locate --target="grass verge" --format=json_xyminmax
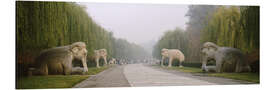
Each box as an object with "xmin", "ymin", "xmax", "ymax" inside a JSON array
[
  {"xmin": 208, "ymin": 73, "xmax": 259, "ymax": 83},
  {"xmin": 167, "ymin": 66, "xmax": 203, "ymax": 73},
  {"xmin": 159, "ymin": 65, "xmax": 259, "ymax": 83},
  {"xmin": 85, "ymin": 66, "xmax": 110, "ymax": 75},
  {"xmin": 16, "ymin": 66, "xmax": 110, "ymax": 89}
]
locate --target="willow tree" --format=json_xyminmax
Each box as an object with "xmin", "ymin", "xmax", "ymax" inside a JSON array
[
  {"xmin": 185, "ymin": 5, "xmax": 218, "ymax": 62},
  {"xmin": 201, "ymin": 6, "xmax": 259, "ymax": 53},
  {"xmin": 240, "ymin": 6, "xmax": 260, "ymax": 52},
  {"xmin": 16, "ymin": 1, "xmax": 118, "ymax": 76}
]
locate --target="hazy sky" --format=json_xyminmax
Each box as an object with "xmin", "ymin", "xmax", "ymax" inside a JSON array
[{"xmin": 79, "ymin": 3, "xmax": 189, "ymax": 44}]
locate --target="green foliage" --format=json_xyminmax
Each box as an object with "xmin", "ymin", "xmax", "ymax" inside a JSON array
[
  {"xmin": 16, "ymin": 1, "xmax": 148, "ymax": 75},
  {"xmin": 185, "ymin": 5, "xmax": 218, "ymax": 62},
  {"xmin": 240, "ymin": 6, "xmax": 260, "ymax": 51},
  {"xmin": 153, "ymin": 6, "xmax": 259, "ymax": 66},
  {"xmin": 16, "ymin": 1, "xmax": 114, "ymax": 60},
  {"xmin": 201, "ymin": 6, "xmax": 259, "ymax": 53}
]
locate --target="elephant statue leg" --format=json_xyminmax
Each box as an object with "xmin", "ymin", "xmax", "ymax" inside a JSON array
[
  {"xmin": 161, "ymin": 57, "xmax": 164, "ymax": 67},
  {"xmin": 40, "ymin": 64, "xmax": 48, "ymax": 75},
  {"xmin": 235, "ymin": 60, "xmax": 241, "ymax": 72},
  {"xmin": 63, "ymin": 61, "xmax": 73, "ymax": 75},
  {"xmin": 179, "ymin": 55, "xmax": 184, "ymax": 67},
  {"xmin": 168, "ymin": 58, "xmax": 173, "ymax": 67},
  {"xmin": 215, "ymin": 58, "xmax": 222, "ymax": 73},
  {"xmin": 96, "ymin": 58, "xmax": 100, "ymax": 68},
  {"xmin": 103, "ymin": 56, "xmax": 107, "ymax": 66},
  {"xmin": 63, "ymin": 64, "xmax": 72, "ymax": 75},
  {"xmin": 179, "ymin": 61, "xmax": 183, "ymax": 67}
]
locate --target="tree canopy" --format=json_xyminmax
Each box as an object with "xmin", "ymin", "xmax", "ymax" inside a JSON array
[
  {"xmin": 153, "ymin": 5, "xmax": 259, "ymax": 66},
  {"xmin": 16, "ymin": 1, "xmax": 148, "ymax": 68}
]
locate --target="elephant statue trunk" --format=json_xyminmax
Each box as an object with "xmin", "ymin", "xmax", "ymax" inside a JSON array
[{"xmin": 82, "ymin": 56, "xmax": 88, "ymax": 72}]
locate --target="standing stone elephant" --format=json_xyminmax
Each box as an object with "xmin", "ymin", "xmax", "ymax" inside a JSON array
[
  {"xmin": 109, "ymin": 58, "xmax": 116, "ymax": 64},
  {"xmin": 32, "ymin": 42, "xmax": 88, "ymax": 75},
  {"xmin": 161, "ymin": 48, "xmax": 185, "ymax": 67},
  {"xmin": 201, "ymin": 42, "xmax": 251, "ymax": 73},
  {"xmin": 94, "ymin": 49, "xmax": 107, "ymax": 68}
]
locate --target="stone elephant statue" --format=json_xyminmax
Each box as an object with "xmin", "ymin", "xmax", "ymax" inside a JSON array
[
  {"xmin": 109, "ymin": 58, "xmax": 116, "ymax": 64},
  {"xmin": 161, "ymin": 48, "xmax": 185, "ymax": 67},
  {"xmin": 32, "ymin": 42, "xmax": 88, "ymax": 75},
  {"xmin": 201, "ymin": 42, "xmax": 251, "ymax": 73},
  {"xmin": 94, "ymin": 49, "xmax": 107, "ymax": 68}
]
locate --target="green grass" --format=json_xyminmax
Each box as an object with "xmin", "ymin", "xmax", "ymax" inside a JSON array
[
  {"xmin": 16, "ymin": 75, "xmax": 89, "ymax": 89},
  {"xmin": 16, "ymin": 66, "xmax": 110, "ymax": 89},
  {"xmin": 208, "ymin": 73, "xmax": 259, "ymax": 83},
  {"xmin": 85, "ymin": 66, "xmax": 110, "ymax": 75},
  {"xmin": 160, "ymin": 65, "xmax": 259, "ymax": 83},
  {"xmin": 168, "ymin": 66, "xmax": 203, "ymax": 73}
]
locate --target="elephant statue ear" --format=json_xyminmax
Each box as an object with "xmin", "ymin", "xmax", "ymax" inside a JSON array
[
  {"xmin": 200, "ymin": 46, "xmax": 205, "ymax": 51},
  {"xmin": 161, "ymin": 48, "xmax": 168, "ymax": 52},
  {"xmin": 71, "ymin": 45, "xmax": 79, "ymax": 53},
  {"xmin": 207, "ymin": 43, "xmax": 218, "ymax": 51}
]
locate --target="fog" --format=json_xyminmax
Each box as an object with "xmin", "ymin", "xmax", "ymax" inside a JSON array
[{"xmin": 79, "ymin": 3, "xmax": 189, "ymax": 45}]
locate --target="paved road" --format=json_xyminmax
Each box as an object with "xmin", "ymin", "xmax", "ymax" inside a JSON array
[
  {"xmin": 74, "ymin": 64, "xmax": 254, "ymax": 88},
  {"xmin": 124, "ymin": 64, "xmax": 215, "ymax": 86},
  {"xmin": 124, "ymin": 64, "xmax": 253, "ymax": 87},
  {"xmin": 73, "ymin": 65, "xmax": 130, "ymax": 88}
]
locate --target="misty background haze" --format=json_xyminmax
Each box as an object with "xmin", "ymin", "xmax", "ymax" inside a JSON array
[{"xmin": 79, "ymin": 3, "xmax": 189, "ymax": 53}]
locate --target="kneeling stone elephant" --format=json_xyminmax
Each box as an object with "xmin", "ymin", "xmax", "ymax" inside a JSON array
[
  {"xmin": 161, "ymin": 48, "xmax": 185, "ymax": 67},
  {"xmin": 201, "ymin": 42, "xmax": 251, "ymax": 73},
  {"xmin": 32, "ymin": 42, "xmax": 88, "ymax": 75}
]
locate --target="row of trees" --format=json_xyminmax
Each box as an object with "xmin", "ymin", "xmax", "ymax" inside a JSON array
[
  {"xmin": 16, "ymin": 1, "xmax": 148, "ymax": 76},
  {"xmin": 201, "ymin": 6, "xmax": 259, "ymax": 53},
  {"xmin": 17, "ymin": 1, "xmax": 113, "ymax": 65},
  {"xmin": 114, "ymin": 39, "xmax": 150, "ymax": 63},
  {"xmin": 152, "ymin": 5, "xmax": 259, "ymax": 67}
]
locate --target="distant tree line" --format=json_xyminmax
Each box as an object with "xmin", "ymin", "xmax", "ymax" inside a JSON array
[
  {"xmin": 16, "ymin": 1, "xmax": 148, "ymax": 76},
  {"xmin": 153, "ymin": 5, "xmax": 259, "ymax": 67},
  {"xmin": 114, "ymin": 39, "xmax": 150, "ymax": 62}
]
